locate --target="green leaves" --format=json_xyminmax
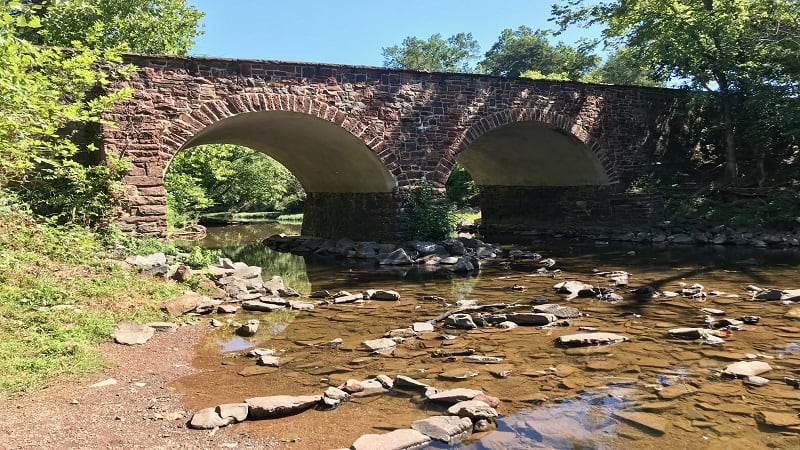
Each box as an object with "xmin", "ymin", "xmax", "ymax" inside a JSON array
[{"xmin": 382, "ymin": 33, "xmax": 481, "ymax": 73}]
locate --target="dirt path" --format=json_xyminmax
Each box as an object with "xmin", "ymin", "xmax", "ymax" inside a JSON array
[{"xmin": 1, "ymin": 323, "xmax": 281, "ymax": 450}]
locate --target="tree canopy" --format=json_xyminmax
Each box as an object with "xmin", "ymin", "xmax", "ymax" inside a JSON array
[
  {"xmin": 382, "ymin": 33, "xmax": 481, "ymax": 72},
  {"xmin": 480, "ymin": 26, "xmax": 598, "ymax": 80},
  {"xmin": 20, "ymin": 0, "xmax": 204, "ymax": 54},
  {"xmin": 552, "ymin": 0, "xmax": 800, "ymax": 182}
]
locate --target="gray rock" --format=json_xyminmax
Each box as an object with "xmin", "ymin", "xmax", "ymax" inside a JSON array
[
  {"xmin": 445, "ymin": 313, "xmax": 477, "ymax": 330},
  {"xmin": 377, "ymin": 248, "xmax": 414, "ymax": 265},
  {"xmin": 464, "ymin": 355, "xmax": 504, "ymax": 363},
  {"xmin": 236, "ymin": 319, "xmax": 260, "ymax": 337},
  {"xmin": 217, "ymin": 403, "xmax": 249, "ymax": 423},
  {"xmin": 262, "ymin": 276, "xmax": 286, "ymax": 295},
  {"xmin": 782, "ymin": 289, "xmax": 800, "ymax": 302},
  {"xmin": 450, "ymin": 255, "xmax": 480, "ymax": 273},
  {"xmin": 447, "ymin": 399, "xmax": 499, "ymax": 420},
  {"xmin": 754, "ymin": 289, "xmax": 783, "ymax": 301},
  {"xmin": 324, "ymin": 386, "xmax": 350, "ymax": 401},
  {"xmin": 146, "ymin": 322, "xmax": 178, "ymax": 333},
  {"xmin": 193, "ymin": 298, "xmax": 223, "ymax": 314},
  {"xmin": 553, "ymin": 280, "xmax": 594, "ymax": 300},
  {"xmin": 503, "ymin": 312, "xmax": 558, "ymax": 326},
  {"xmin": 242, "ymin": 300, "xmax": 286, "ymax": 312},
  {"xmin": 351, "ymin": 429, "xmax": 431, "ymax": 450},
  {"xmin": 412, "ymin": 322, "xmax": 434, "ymax": 333},
  {"xmin": 395, "ymin": 375, "xmax": 430, "ymax": 391},
  {"xmin": 363, "ymin": 338, "xmax": 397, "ymax": 352},
  {"xmin": 723, "ymin": 360, "xmax": 772, "ymax": 378},
  {"xmin": 288, "ymin": 300, "xmax": 314, "ymax": 311},
  {"xmin": 667, "ymin": 328, "xmax": 705, "ymax": 340},
  {"xmin": 532, "ymin": 303, "xmax": 582, "ymax": 319},
  {"xmin": 233, "ymin": 265, "xmax": 261, "ymax": 280},
  {"xmin": 426, "ymin": 388, "xmax": 483, "ymax": 404},
  {"xmin": 496, "ymin": 321, "xmax": 518, "ymax": 330},
  {"xmin": 217, "ymin": 304, "xmax": 240, "ymax": 314},
  {"xmin": 557, "ymin": 332, "xmax": 629, "ymax": 347},
  {"xmin": 411, "ymin": 416, "xmax": 473, "ymax": 444},
  {"xmin": 113, "ymin": 321, "xmax": 155, "ymax": 345},
  {"xmin": 189, "ymin": 407, "xmax": 233, "ymax": 429},
  {"xmin": 256, "ymin": 355, "xmax": 280, "ymax": 367},
  {"xmin": 162, "ymin": 292, "xmax": 207, "ymax": 316},
  {"xmin": 333, "ymin": 294, "xmax": 364, "ymax": 304},
  {"xmin": 245, "ymin": 395, "xmax": 321, "ymax": 420},
  {"xmin": 142, "ymin": 263, "xmax": 170, "ymax": 277},
  {"xmin": 125, "ymin": 252, "xmax": 167, "ymax": 267},
  {"xmin": 278, "ymin": 287, "xmax": 300, "ymax": 297},
  {"xmin": 376, "ymin": 374, "xmax": 394, "ymax": 389},
  {"xmin": 370, "ymin": 290, "xmax": 401, "ymax": 301}
]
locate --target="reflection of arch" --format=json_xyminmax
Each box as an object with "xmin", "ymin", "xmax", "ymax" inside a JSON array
[
  {"xmin": 433, "ymin": 108, "xmax": 616, "ymax": 187},
  {"xmin": 160, "ymin": 94, "xmax": 396, "ymax": 192}
]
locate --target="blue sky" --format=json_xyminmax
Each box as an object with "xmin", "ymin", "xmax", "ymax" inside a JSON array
[{"xmin": 186, "ymin": 0, "xmax": 599, "ymax": 67}]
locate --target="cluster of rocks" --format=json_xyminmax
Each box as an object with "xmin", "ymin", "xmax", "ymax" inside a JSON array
[
  {"xmin": 188, "ymin": 373, "xmax": 501, "ymax": 449},
  {"xmin": 507, "ymin": 224, "xmax": 800, "ymax": 248},
  {"xmin": 264, "ymin": 235, "xmax": 503, "ymax": 272}
]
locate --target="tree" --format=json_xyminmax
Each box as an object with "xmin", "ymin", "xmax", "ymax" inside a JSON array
[
  {"xmin": 0, "ymin": 2, "xmax": 133, "ymax": 226},
  {"xmin": 20, "ymin": 0, "xmax": 204, "ymax": 55},
  {"xmin": 382, "ymin": 33, "xmax": 480, "ymax": 72},
  {"xmin": 480, "ymin": 26, "xmax": 598, "ymax": 80},
  {"xmin": 164, "ymin": 144, "xmax": 306, "ymax": 228},
  {"xmin": 552, "ymin": 0, "xmax": 800, "ymax": 183},
  {"xmin": 584, "ymin": 47, "xmax": 663, "ymax": 87}
]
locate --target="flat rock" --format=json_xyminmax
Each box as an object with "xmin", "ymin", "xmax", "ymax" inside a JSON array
[
  {"xmin": 445, "ymin": 313, "xmax": 477, "ymax": 329},
  {"xmin": 412, "ymin": 322, "xmax": 434, "ymax": 333},
  {"xmin": 242, "ymin": 300, "xmax": 286, "ymax": 312},
  {"xmin": 189, "ymin": 407, "xmax": 234, "ymax": 429},
  {"xmin": 447, "ymin": 400, "xmax": 499, "ymax": 420},
  {"xmin": 411, "ymin": 416, "xmax": 473, "ymax": 444},
  {"xmin": 245, "ymin": 395, "xmax": 321, "ymax": 420},
  {"xmin": 112, "ymin": 321, "xmax": 155, "ymax": 345},
  {"xmin": 217, "ymin": 403, "xmax": 249, "ymax": 423},
  {"xmin": 557, "ymin": 332, "xmax": 629, "ymax": 347},
  {"xmin": 257, "ymin": 355, "xmax": 280, "ymax": 367},
  {"xmin": 532, "ymin": 303, "xmax": 582, "ymax": 319},
  {"xmin": 370, "ymin": 290, "xmax": 401, "ymax": 301},
  {"xmin": 162, "ymin": 292, "xmax": 206, "ymax": 316},
  {"xmin": 426, "ymin": 388, "xmax": 483, "ymax": 404},
  {"xmin": 723, "ymin": 360, "xmax": 772, "ymax": 378},
  {"xmin": 503, "ymin": 312, "xmax": 558, "ymax": 326},
  {"xmin": 613, "ymin": 411, "xmax": 668, "ymax": 434},
  {"xmin": 439, "ymin": 368, "xmax": 479, "ymax": 381},
  {"xmin": 395, "ymin": 375, "xmax": 430, "ymax": 391},
  {"xmin": 146, "ymin": 321, "xmax": 178, "ymax": 333},
  {"xmin": 363, "ymin": 338, "xmax": 397, "ymax": 352},
  {"xmin": 755, "ymin": 410, "xmax": 800, "ymax": 428},
  {"xmin": 351, "ymin": 429, "xmax": 431, "ymax": 450},
  {"xmin": 658, "ymin": 384, "xmax": 694, "ymax": 399}
]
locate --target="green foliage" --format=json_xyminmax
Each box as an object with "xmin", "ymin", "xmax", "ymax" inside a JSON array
[
  {"xmin": 445, "ymin": 162, "xmax": 480, "ymax": 207},
  {"xmin": 382, "ymin": 33, "xmax": 481, "ymax": 72},
  {"xmin": 552, "ymin": 0, "xmax": 800, "ymax": 181},
  {"xmin": 0, "ymin": 197, "xmax": 185, "ymax": 396},
  {"xmin": 407, "ymin": 179, "xmax": 455, "ymax": 241},
  {"xmin": 21, "ymin": 0, "xmax": 204, "ymax": 55},
  {"xmin": 583, "ymin": 47, "xmax": 664, "ymax": 87},
  {"xmin": 480, "ymin": 26, "xmax": 599, "ymax": 80},
  {"xmin": 165, "ymin": 144, "xmax": 306, "ymax": 228},
  {"xmin": 178, "ymin": 246, "xmax": 221, "ymax": 269}
]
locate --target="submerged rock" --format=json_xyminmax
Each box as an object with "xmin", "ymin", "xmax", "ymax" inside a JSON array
[
  {"xmin": 557, "ymin": 332, "xmax": 629, "ymax": 347},
  {"xmin": 351, "ymin": 429, "xmax": 431, "ymax": 450},
  {"xmin": 411, "ymin": 416, "xmax": 473, "ymax": 444}
]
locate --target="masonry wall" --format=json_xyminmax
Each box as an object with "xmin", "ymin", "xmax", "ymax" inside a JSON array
[
  {"xmin": 102, "ymin": 54, "xmax": 682, "ymax": 238},
  {"xmin": 479, "ymin": 186, "xmax": 664, "ymax": 235},
  {"xmin": 302, "ymin": 192, "xmax": 405, "ymax": 242}
]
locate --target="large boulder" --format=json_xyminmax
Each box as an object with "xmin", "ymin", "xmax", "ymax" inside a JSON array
[{"xmin": 245, "ymin": 395, "xmax": 321, "ymax": 420}]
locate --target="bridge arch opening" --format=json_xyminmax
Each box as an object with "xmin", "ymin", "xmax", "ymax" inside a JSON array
[
  {"xmin": 454, "ymin": 120, "xmax": 610, "ymax": 187},
  {"xmin": 173, "ymin": 110, "xmax": 396, "ymax": 193}
]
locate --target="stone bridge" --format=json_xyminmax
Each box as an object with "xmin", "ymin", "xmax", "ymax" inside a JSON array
[{"xmin": 102, "ymin": 54, "xmax": 682, "ymax": 241}]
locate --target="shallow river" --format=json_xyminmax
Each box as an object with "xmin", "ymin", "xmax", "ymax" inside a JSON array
[{"xmin": 174, "ymin": 223, "xmax": 800, "ymax": 450}]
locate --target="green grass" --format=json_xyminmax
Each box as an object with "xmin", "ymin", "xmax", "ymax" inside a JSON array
[{"xmin": 0, "ymin": 200, "xmax": 185, "ymax": 397}]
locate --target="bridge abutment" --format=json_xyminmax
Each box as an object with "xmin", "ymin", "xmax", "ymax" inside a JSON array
[
  {"xmin": 302, "ymin": 191, "xmax": 406, "ymax": 242},
  {"xmin": 478, "ymin": 186, "xmax": 664, "ymax": 236}
]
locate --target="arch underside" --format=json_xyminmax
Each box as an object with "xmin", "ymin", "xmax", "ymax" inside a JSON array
[
  {"xmin": 457, "ymin": 121, "xmax": 609, "ymax": 186},
  {"xmin": 177, "ymin": 111, "xmax": 396, "ymax": 193}
]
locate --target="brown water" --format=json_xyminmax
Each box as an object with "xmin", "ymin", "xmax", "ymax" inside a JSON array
[{"xmin": 174, "ymin": 223, "xmax": 800, "ymax": 450}]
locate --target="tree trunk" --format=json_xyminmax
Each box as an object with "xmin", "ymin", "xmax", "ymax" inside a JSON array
[{"xmin": 714, "ymin": 71, "xmax": 738, "ymax": 184}]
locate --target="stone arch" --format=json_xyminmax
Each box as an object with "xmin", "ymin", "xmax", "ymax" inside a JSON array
[
  {"xmin": 158, "ymin": 93, "xmax": 397, "ymax": 192},
  {"xmin": 432, "ymin": 107, "xmax": 616, "ymax": 187}
]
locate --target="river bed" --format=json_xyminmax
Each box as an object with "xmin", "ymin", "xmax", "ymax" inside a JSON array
[{"xmin": 173, "ymin": 223, "xmax": 800, "ymax": 450}]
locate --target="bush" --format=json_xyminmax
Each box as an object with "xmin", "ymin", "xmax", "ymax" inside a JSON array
[{"xmin": 407, "ymin": 179, "xmax": 455, "ymax": 241}]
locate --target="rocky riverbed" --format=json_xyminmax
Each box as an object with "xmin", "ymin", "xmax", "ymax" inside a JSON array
[{"xmin": 111, "ymin": 236, "xmax": 800, "ymax": 449}]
